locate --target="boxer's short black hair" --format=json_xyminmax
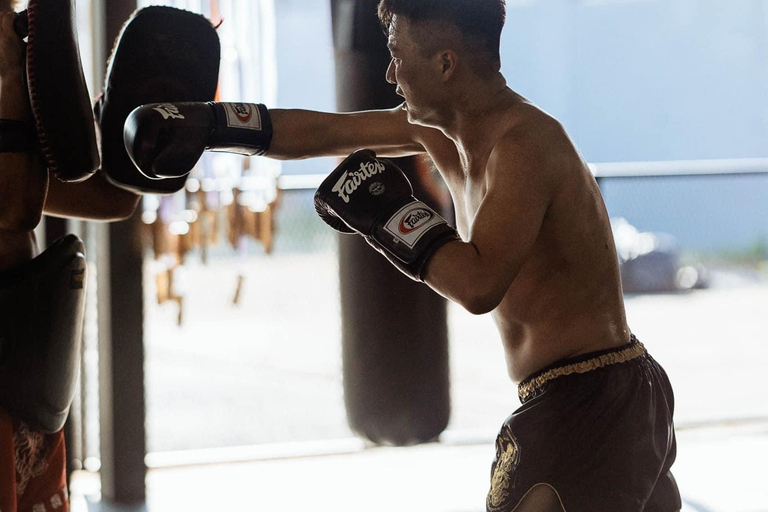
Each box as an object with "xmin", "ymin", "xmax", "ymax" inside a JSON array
[{"xmin": 378, "ymin": 0, "xmax": 506, "ymax": 64}]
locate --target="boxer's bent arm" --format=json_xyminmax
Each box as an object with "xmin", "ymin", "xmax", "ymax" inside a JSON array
[
  {"xmin": 44, "ymin": 171, "xmax": 140, "ymax": 221},
  {"xmin": 268, "ymin": 105, "xmax": 429, "ymax": 160},
  {"xmin": 423, "ymin": 135, "xmax": 554, "ymax": 315}
]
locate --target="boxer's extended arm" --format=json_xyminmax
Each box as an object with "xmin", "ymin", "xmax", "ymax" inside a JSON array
[
  {"xmin": 268, "ymin": 105, "xmax": 426, "ymax": 159},
  {"xmin": 423, "ymin": 136, "xmax": 555, "ymax": 315},
  {"xmin": 124, "ymin": 101, "xmax": 439, "ymax": 180}
]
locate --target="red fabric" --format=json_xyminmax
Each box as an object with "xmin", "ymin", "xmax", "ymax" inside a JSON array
[{"xmin": 0, "ymin": 408, "xmax": 68, "ymax": 512}]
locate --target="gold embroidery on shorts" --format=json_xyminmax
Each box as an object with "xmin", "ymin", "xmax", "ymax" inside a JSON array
[
  {"xmin": 518, "ymin": 341, "xmax": 646, "ymax": 402},
  {"xmin": 488, "ymin": 437, "xmax": 520, "ymax": 510}
]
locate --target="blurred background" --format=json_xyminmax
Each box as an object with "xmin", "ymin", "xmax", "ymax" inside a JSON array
[{"xmin": 41, "ymin": 0, "xmax": 768, "ymax": 511}]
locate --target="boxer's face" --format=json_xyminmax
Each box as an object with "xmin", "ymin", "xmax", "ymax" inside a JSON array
[{"xmin": 386, "ymin": 15, "xmax": 443, "ymax": 126}]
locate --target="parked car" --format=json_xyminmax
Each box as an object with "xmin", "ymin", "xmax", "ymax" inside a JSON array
[{"xmin": 611, "ymin": 218, "xmax": 709, "ymax": 293}]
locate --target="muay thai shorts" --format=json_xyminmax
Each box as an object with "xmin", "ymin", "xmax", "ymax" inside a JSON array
[{"xmin": 487, "ymin": 335, "xmax": 682, "ymax": 512}]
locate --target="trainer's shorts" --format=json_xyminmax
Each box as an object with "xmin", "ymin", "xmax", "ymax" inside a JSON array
[
  {"xmin": 486, "ymin": 335, "xmax": 681, "ymax": 512},
  {"xmin": 0, "ymin": 408, "xmax": 69, "ymax": 512}
]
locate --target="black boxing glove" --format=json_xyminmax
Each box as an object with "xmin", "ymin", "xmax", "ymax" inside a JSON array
[
  {"xmin": 314, "ymin": 149, "xmax": 460, "ymax": 282},
  {"xmin": 123, "ymin": 101, "xmax": 273, "ymax": 180}
]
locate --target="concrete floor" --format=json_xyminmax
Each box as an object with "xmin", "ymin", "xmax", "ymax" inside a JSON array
[
  {"xmin": 72, "ymin": 420, "xmax": 768, "ymax": 512},
  {"xmin": 70, "ymin": 247, "xmax": 768, "ymax": 512}
]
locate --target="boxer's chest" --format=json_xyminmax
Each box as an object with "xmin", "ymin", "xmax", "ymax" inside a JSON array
[
  {"xmin": 441, "ymin": 161, "xmax": 488, "ymax": 239},
  {"xmin": 425, "ymin": 138, "xmax": 491, "ymax": 237}
]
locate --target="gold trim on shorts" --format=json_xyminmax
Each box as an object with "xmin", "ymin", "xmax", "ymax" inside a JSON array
[{"xmin": 517, "ymin": 339, "xmax": 647, "ymax": 403}]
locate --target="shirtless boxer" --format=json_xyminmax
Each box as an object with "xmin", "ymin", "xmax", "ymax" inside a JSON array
[
  {"xmin": 0, "ymin": 6, "xmax": 140, "ymax": 511},
  {"xmin": 124, "ymin": 1, "xmax": 681, "ymax": 510}
]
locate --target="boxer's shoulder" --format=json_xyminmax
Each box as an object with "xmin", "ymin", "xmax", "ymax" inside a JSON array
[
  {"xmin": 486, "ymin": 103, "xmax": 597, "ymax": 208},
  {"xmin": 497, "ymin": 103, "xmax": 575, "ymax": 163},
  {"xmin": 483, "ymin": 115, "xmax": 567, "ymax": 194}
]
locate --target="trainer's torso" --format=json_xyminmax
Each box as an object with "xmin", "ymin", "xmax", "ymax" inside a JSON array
[{"xmin": 422, "ymin": 102, "xmax": 630, "ymax": 382}]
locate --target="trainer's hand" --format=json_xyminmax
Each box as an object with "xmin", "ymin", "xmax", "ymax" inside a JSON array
[
  {"xmin": 123, "ymin": 101, "xmax": 273, "ymax": 180},
  {"xmin": 314, "ymin": 148, "xmax": 460, "ymax": 281}
]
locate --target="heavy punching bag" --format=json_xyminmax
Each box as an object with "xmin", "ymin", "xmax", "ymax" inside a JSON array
[{"xmin": 330, "ymin": 0, "xmax": 451, "ymax": 446}]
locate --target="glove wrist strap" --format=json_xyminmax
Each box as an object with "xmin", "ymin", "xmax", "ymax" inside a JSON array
[
  {"xmin": 371, "ymin": 199, "xmax": 460, "ymax": 281},
  {"xmin": 209, "ymin": 102, "xmax": 273, "ymax": 156}
]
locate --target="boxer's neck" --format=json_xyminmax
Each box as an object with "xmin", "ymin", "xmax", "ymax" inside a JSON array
[{"xmin": 442, "ymin": 84, "xmax": 521, "ymax": 155}]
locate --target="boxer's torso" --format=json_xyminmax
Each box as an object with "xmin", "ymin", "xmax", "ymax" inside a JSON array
[{"xmin": 420, "ymin": 93, "xmax": 630, "ymax": 382}]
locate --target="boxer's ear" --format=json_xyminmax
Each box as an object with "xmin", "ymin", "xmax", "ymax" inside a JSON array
[{"xmin": 439, "ymin": 50, "xmax": 458, "ymax": 81}]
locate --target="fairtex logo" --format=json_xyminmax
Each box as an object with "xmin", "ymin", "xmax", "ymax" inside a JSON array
[
  {"xmin": 399, "ymin": 208, "xmax": 433, "ymax": 234},
  {"xmin": 231, "ymin": 103, "xmax": 253, "ymax": 123},
  {"xmin": 153, "ymin": 103, "xmax": 185, "ymax": 120},
  {"xmin": 332, "ymin": 161, "xmax": 386, "ymax": 203}
]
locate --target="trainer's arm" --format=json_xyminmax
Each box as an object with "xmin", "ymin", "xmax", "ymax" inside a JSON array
[
  {"xmin": 268, "ymin": 104, "xmax": 430, "ymax": 160},
  {"xmin": 44, "ymin": 171, "xmax": 140, "ymax": 221},
  {"xmin": 422, "ymin": 136, "xmax": 555, "ymax": 315},
  {"xmin": 0, "ymin": 11, "xmax": 44, "ymax": 269},
  {"xmin": 0, "ymin": 11, "xmax": 47, "ymax": 234}
]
